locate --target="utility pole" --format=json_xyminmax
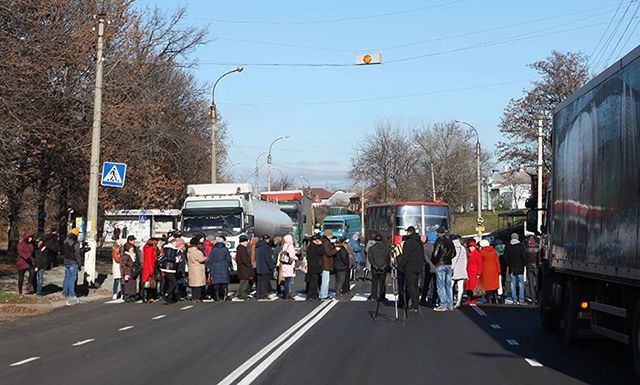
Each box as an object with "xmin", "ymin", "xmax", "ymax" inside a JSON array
[
  {"xmin": 430, "ymin": 163, "xmax": 436, "ymax": 200},
  {"xmin": 255, "ymin": 152, "xmax": 265, "ymax": 196},
  {"xmin": 85, "ymin": 14, "xmax": 107, "ymax": 285},
  {"xmin": 267, "ymin": 152, "xmax": 272, "ymax": 192},
  {"xmin": 360, "ymin": 188, "xmax": 365, "ymax": 238},
  {"xmin": 210, "ymin": 105, "xmax": 218, "ymax": 183},
  {"xmin": 476, "ymin": 141, "xmax": 482, "ymax": 231},
  {"xmin": 537, "ymin": 119, "xmax": 544, "ymax": 233}
]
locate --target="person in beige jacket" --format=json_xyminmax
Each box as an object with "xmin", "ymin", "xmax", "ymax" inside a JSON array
[{"xmin": 187, "ymin": 238, "xmax": 207, "ymax": 302}]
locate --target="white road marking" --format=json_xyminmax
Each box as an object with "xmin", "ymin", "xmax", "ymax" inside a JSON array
[
  {"xmin": 104, "ymin": 299, "xmax": 124, "ymax": 304},
  {"xmin": 231, "ymin": 298, "xmax": 245, "ymax": 302},
  {"xmin": 202, "ymin": 299, "xmax": 215, "ymax": 303},
  {"xmin": 9, "ymin": 357, "xmax": 40, "ymax": 367},
  {"xmin": 217, "ymin": 301, "xmax": 332, "ymax": 385},
  {"xmin": 118, "ymin": 326, "xmax": 134, "ymax": 331},
  {"xmin": 507, "ymin": 339, "xmax": 520, "ymax": 346},
  {"xmin": 152, "ymin": 315, "xmax": 166, "ymax": 320},
  {"xmin": 180, "ymin": 305, "xmax": 194, "ymax": 310},
  {"xmin": 236, "ymin": 300, "xmax": 339, "ymax": 385},
  {"xmin": 490, "ymin": 324, "xmax": 502, "ymax": 329},
  {"xmin": 351, "ymin": 293, "xmax": 368, "ymax": 302},
  {"xmin": 525, "ymin": 358, "xmax": 543, "ymax": 367},
  {"xmin": 72, "ymin": 339, "xmax": 95, "ymax": 347},
  {"xmin": 470, "ymin": 304, "xmax": 487, "ymax": 316}
]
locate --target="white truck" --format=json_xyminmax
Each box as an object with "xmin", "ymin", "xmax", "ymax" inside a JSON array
[{"xmin": 180, "ymin": 183, "xmax": 292, "ymax": 261}]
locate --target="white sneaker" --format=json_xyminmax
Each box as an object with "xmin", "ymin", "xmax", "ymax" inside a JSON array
[{"xmin": 112, "ymin": 294, "xmax": 118, "ymax": 300}]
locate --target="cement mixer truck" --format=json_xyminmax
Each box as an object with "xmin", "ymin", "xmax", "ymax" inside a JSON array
[{"xmin": 180, "ymin": 184, "xmax": 292, "ymax": 264}]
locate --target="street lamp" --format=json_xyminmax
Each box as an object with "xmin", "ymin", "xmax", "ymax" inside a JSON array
[
  {"xmin": 267, "ymin": 135, "xmax": 289, "ymax": 192},
  {"xmin": 210, "ymin": 66, "xmax": 243, "ymax": 183},
  {"xmin": 255, "ymin": 151, "xmax": 266, "ymax": 195},
  {"xmin": 455, "ymin": 119, "xmax": 483, "ymax": 236}
]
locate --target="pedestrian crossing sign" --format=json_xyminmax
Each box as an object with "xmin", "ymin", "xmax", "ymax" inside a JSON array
[{"xmin": 101, "ymin": 162, "xmax": 127, "ymax": 188}]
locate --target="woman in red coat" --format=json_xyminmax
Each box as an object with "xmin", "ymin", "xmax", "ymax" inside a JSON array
[
  {"xmin": 465, "ymin": 240, "xmax": 483, "ymax": 304},
  {"xmin": 16, "ymin": 231, "xmax": 35, "ymax": 295},
  {"xmin": 142, "ymin": 239, "xmax": 158, "ymax": 303},
  {"xmin": 480, "ymin": 239, "xmax": 501, "ymax": 304}
]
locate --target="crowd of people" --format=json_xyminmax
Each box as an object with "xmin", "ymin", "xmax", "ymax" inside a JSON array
[{"xmin": 14, "ymin": 225, "xmax": 539, "ymax": 310}]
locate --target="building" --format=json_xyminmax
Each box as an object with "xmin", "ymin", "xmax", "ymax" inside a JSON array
[
  {"xmin": 487, "ymin": 168, "xmax": 532, "ymax": 210},
  {"xmin": 304, "ymin": 187, "xmax": 333, "ymax": 208}
]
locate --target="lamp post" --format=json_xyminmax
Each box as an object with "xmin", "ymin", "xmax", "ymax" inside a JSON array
[
  {"xmin": 210, "ymin": 66, "xmax": 243, "ymax": 183},
  {"xmin": 255, "ymin": 151, "xmax": 266, "ymax": 195},
  {"xmin": 455, "ymin": 119, "xmax": 482, "ymax": 236},
  {"xmin": 267, "ymin": 135, "xmax": 289, "ymax": 192}
]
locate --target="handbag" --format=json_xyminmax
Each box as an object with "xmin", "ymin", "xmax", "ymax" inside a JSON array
[
  {"xmin": 280, "ymin": 250, "xmax": 292, "ymax": 265},
  {"xmin": 473, "ymin": 282, "xmax": 486, "ymax": 298}
]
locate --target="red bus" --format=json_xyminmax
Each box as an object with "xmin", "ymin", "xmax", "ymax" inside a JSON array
[{"xmin": 366, "ymin": 201, "xmax": 450, "ymax": 245}]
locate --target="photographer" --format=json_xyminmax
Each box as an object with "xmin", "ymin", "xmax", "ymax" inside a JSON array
[
  {"xmin": 367, "ymin": 234, "xmax": 389, "ymax": 302},
  {"xmin": 62, "ymin": 228, "xmax": 83, "ymax": 300}
]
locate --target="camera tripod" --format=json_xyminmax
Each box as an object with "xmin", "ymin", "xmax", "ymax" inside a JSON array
[{"xmin": 372, "ymin": 264, "xmax": 409, "ymax": 321}]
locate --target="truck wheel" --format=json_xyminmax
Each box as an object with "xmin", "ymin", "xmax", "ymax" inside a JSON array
[
  {"xmin": 562, "ymin": 281, "xmax": 579, "ymax": 343},
  {"xmin": 632, "ymin": 298, "xmax": 640, "ymax": 375}
]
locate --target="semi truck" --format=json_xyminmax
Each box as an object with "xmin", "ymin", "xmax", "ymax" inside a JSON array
[
  {"xmin": 180, "ymin": 183, "xmax": 292, "ymax": 262},
  {"xmin": 538, "ymin": 45, "xmax": 640, "ymax": 374},
  {"xmin": 259, "ymin": 190, "xmax": 314, "ymax": 253}
]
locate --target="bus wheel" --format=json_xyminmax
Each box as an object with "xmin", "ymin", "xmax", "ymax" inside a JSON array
[{"xmin": 632, "ymin": 298, "xmax": 640, "ymax": 375}]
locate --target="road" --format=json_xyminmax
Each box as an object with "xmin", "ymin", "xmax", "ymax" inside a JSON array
[{"xmin": 0, "ymin": 278, "xmax": 637, "ymax": 385}]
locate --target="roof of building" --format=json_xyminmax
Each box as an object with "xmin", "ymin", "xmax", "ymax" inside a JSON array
[
  {"xmin": 325, "ymin": 191, "xmax": 356, "ymax": 206},
  {"xmin": 305, "ymin": 187, "xmax": 333, "ymax": 201}
]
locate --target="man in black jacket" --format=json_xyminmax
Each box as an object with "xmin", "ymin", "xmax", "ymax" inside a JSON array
[
  {"xmin": 505, "ymin": 233, "xmax": 527, "ymax": 304},
  {"xmin": 367, "ymin": 234, "xmax": 389, "ymax": 301},
  {"xmin": 398, "ymin": 226, "xmax": 424, "ymax": 312},
  {"xmin": 305, "ymin": 235, "xmax": 325, "ymax": 300},
  {"xmin": 431, "ymin": 226, "xmax": 455, "ymax": 312}
]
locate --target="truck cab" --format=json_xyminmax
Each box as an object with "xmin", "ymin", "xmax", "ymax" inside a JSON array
[{"xmin": 320, "ymin": 214, "xmax": 361, "ymax": 241}]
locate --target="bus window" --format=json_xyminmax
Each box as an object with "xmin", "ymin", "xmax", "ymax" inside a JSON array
[{"xmin": 396, "ymin": 205, "xmax": 422, "ymax": 235}]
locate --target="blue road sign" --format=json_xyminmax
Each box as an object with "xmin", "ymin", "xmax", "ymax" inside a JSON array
[{"xmin": 101, "ymin": 162, "xmax": 127, "ymax": 188}]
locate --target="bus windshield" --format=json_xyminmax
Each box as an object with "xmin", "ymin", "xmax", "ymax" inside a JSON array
[
  {"xmin": 182, "ymin": 214, "xmax": 243, "ymax": 237},
  {"xmin": 395, "ymin": 205, "xmax": 448, "ymax": 235},
  {"xmin": 322, "ymin": 221, "xmax": 344, "ymax": 231}
]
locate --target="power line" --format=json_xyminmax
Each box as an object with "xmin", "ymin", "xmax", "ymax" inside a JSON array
[
  {"xmin": 606, "ymin": 2, "xmax": 640, "ymax": 67},
  {"xmin": 593, "ymin": 0, "xmax": 636, "ymax": 72},
  {"xmin": 222, "ymin": 78, "xmax": 535, "ymax": 106},
  {"xmin": 589, "ymin": 0, "xmax": 625, "ymax": 67},
  {"xmin": 618, "ymin": 11, "xmax": 640, "ymax": 54},
  {"xmin": 188, "ymin": 0, "xmax": 468, "ymax": 25}
]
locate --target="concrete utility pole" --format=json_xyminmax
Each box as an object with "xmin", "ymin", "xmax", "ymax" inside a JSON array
[
  {"xmin": 360, "ymin": 188, "xmax": 365, "ymax": 238},
  {"xmin": 537, "ymin": 119, "xmax": 544, "ymax": 233},
  {"xmin": 267, "ymin": 136, "xmax": 288, "ymax": 192},
  {"xmin": 210, "ymin": 66, "xmax": 243, "ymax": 183},
  {"xmin": 85, "ymin": 14, "xmax": 107, "ymax": 285},
  {"xmin": 254, "ymin": 152, "xmax": 266, "ymax": 195},
  {"xmin": 430, "ymin": 163, "xmax": 436, "ymax": 200}
]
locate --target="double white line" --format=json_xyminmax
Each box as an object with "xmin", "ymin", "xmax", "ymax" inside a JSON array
[{"xmin": 218, "ymin": 299, "xmax": 338, "ymax": 385}]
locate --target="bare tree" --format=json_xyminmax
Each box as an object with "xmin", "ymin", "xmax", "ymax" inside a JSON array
[
  {"xmin": 497, "ymin": 51, "xmax": 589, "ymax": 173},
  {"xmin": 274, "ymin": 174, "xmax": 295, "ymax": 191}
]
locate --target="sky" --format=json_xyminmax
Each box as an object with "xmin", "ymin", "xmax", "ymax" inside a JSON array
[{"xmin": 139, "ymin": 0, "xmax": 640, "ymax": 189}]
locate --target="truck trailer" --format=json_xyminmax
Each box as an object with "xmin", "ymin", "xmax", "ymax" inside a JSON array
[
  {"xmin": 180, "ymin": 184, "xmax": 292, "ymax": 262},
  {"xmin": 539, "ymin": 45, "xmax": 640, "ymax": 374},
  {"xmin": 259, "ymin": 190, "xmax": 314, "ymax": 253}
]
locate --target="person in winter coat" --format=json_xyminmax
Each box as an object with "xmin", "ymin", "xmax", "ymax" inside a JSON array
[
  {"xmin": 305, "ymin": 235, "xmax": 325, "ymax": 300},
  {"xmin": 398, "ymin": 226, "xmax": 424, "ymax": 312},
  {"xmin": 320, "ymin": 230, "xmax": 339, "ymax": 299},
  {"xmin": 207, "ymin": 237, "xmax": 233, "ymax": 301},
  {"xmin": 44, "ymin": 227, "xmax": 59, "ymax": 269},
  {"xmin": 524, "ymin": 236, "xmax": 539, "ymax": 303},
  {"xmin": 279, "ymin": 234, "xmax": 298, "ymax": 300},
  {"xmin": 333, "ymin": 237, "xmax": 351, "ymax": 298},
  {"xmin": 480, "ymin": 239, "xmax": 501, "ymax": 304},
  {"xmin": 62, "ymin": 228, "xmax": 82, "ymax": 299},
  {"xmin": 187, "ymin": 238, "xmax": 207, "ymax": 302},
  {"xmin": 34, "ymin": 238, "xmax": 48, "ymax": 296},
  {"xmin": 505, "ymin": 233, "xmax": 527, "ymax": 304},
  {"xmin": 348, "ymin": 233, "xmax": 363, "ymax": 278},
  {"xmin": 465, "ymin": 240, "xmax": 483, "ymax": 304},
  {"xmin": 236, "ymin": 235, "xmax": 253, "ymax": 299},
  {"xmin": 16, "ymin": 231, "xmax": 35, "ymax": 295},
  {"xmin": 160, "ymin": 237, "xmax": 180, "ymax": 304},
  {"xmin": 142, "ymin": 239, "xmax": 159, "ymax": 303},
  {"xmin": 121, "ymin": 243, "xmax": 139, "ymax": 302},
  {"xmin": 431, "ymin": 227, "xmax": 456, "ymax": 312},
  {"xmin": 111, "ymin": 240, "xmax": 123, "ymax": 300},
  {"xmin": 495, "ymin": 239, "xmax": 508, "ymax": 301},
  {"xmin": 421, "ymin": 232, "xmax": 438, "ymax": 306},
  {"xmin": 367, "ymin": 234, "xmax": 389, "ymax": 301},
  {"xmin": 255, "ymin": 235, "xmax": 275, "ymax": 300},
  {"xmin": 451, "ymin": 235, "xmax": 468, "ymax": 308}
]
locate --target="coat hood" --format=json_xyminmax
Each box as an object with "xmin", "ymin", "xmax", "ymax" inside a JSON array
[
  {"xmin": 215, "ymin": 242, "xmax": 227, "ymax": 249},
  {"xmin": 22, "ymin": 231, "xmax": 34, "ymax": 241},
  {"xmin": 284, "ymin": 234, "xmax": 294, "ymax": 245}
]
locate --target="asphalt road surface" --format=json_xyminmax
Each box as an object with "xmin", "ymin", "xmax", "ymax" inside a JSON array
[{"xmin": 1, "ymin": 278, "xmax": 638, "ymax": 385}]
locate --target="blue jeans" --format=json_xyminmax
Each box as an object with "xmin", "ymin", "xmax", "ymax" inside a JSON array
[
  {"xmin": 112, "ymin": 278, "xmax": 121, "ymax": 297},
  {"xmin": 510, "ymin": 274, "xmax": 525, "ymax": 302},
  {"xmin": 284, "ymin": 277, "xmax": 292, "ymax": 297},
  {"xmin": 320, "ymin": 270, "xmax": 330, "ymax": 298},
  {"xmin": 36, "ymin": 269, "xmax": 45, "ymax": 295},
  {"xmin": 435, "ymin": 265, "xmax": 453, "ymax": 309},
  {"xmin": 63, "ymin": 264, "xmax": 78, "ymax": 297}
]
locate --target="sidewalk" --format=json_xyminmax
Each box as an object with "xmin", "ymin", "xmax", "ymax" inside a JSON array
[{"xmin": 0, "ymin": 265, "xmax": 113, "ymax": 322}]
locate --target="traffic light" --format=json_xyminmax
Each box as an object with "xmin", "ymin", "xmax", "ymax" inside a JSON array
[{"xmin": 356, "ymin": 52, "xmax": 382, "ymax": 65}]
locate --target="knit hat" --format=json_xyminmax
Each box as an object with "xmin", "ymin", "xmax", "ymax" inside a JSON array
[
  {"xmin": 436, "ymin": 226, "xmax": 446, "ymax": 235},
  {"xmin": 70, "ymin": 228, "xmax": 80, "ymax": 236},
  {"xmin": 215, "ymin": 237, "xmax": 225, "ymax": 244},
  {"xmin": 511, "ymin": 233, "xmax": 519, "ymax": 240},
  {"xmin": 239, "ymin": 235, "xmax": 249, "ymax": 243},
  {"xmin": 468, "ymin": 240, "xmax": 477, "ymax": 248},
  {"xmin": 479, "ymin": 239, "xmax": 490, "ymax": 248}
]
